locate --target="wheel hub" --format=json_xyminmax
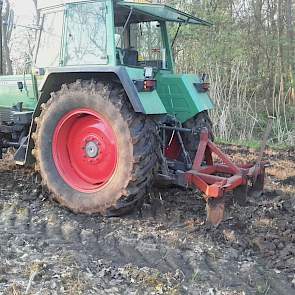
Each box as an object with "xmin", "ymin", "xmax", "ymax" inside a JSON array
[
  {"xmin": 52, "ymin": 108, "xmax": 118, "ymax": 193},
  {"xmin": 85, "ymin": 141, "xmax": 100, "ymax": 158}
]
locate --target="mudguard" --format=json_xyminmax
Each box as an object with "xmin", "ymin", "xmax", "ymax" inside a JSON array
[
  {"xmin": 156, "ymin": 73, "xmax": 214, "ymax": 123},
  {"xmin": 37, "ymin": 66, "xmax": 152, "ymax": 113},
  {"xmin": 21, "ymin": 66, "xmax": 166, "ymax": 165}
]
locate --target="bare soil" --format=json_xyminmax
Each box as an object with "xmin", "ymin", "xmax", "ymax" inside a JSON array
[{"xmin": 0, "ymin": 146, "xmax": 294, "ymax": 295}]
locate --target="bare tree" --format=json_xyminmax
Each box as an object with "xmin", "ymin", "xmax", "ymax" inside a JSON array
[
  {"xmin": 0, "ymin": 0, "xmax": 3, "ymax": 75},
  {"xmin": 11, "ymin": 0, "xmax": 41, "ymax": 73},
  {"xmin": 32, "ymin": 0, "xmax": 40, "ymax": 28},
  {"xmin": 25, "ymin": 0, "xmax": 40, "ymax": 63},
  {"xmin": 286, "ymin": 0, "xmax": 295, "ymax": 104},
  {"xmin": 1, "ymin": 0, "xmax": 13, "ymax": 74}
]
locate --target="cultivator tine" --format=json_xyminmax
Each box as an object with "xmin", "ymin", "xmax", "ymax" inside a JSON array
[
  {"xmin": 256, "ymin": 117, "xmax": 275, "ymax": 168},
  {"xmin": 233, "ymin": 183, "xmax": 248, "ymax": 206},
  {"xmin": 206, "ymin": 198, "xmax": 225, "ymax": 226},
  {"xmin": 251, "ymin": 166, "xmax": 265, "ymax": 197},
  {"xmin": 250, "ymin": 116, "xmax": 273, "ymax": 197}
]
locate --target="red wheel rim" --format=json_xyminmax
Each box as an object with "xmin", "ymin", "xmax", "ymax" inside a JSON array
[{"xmin": 52, "ymin": 108, "xmax": 118, "ymax": 193}]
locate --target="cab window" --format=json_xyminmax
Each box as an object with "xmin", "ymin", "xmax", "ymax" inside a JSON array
[
  {"xmin": 116, "ymin": 21, "xmax": 167, "ymax": 69},
  {"xmin": 63, "ymin": 2, "xmax": 108, "ymax": 65},
  {"xmin": 35, "ymin": 10, "xmax": 64, "ymax": 68}
]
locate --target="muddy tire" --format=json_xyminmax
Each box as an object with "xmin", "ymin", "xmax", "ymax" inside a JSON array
[
  {"xmin": 33, "ymin": 80, "xmax": 157, "ymax": 216},
  {"xmin": 182, "ymin": 111, "xmax": 213, "ymax": 161}
]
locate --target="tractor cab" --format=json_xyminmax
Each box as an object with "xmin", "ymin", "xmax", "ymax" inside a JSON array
[
  {"xmin": 114, "ymin": 18, "xmax": 167, "ymax": 69},
  {"xmin": 34, "ymin": 0, "xmax": 214, "ymax": 123},
  {"xmin": 113, "ymin": 1, "xmax": 211, "ymax": 70},
  {"xmin": 35, "ymin": 0, "xmax": 211, "ymax": 70}
]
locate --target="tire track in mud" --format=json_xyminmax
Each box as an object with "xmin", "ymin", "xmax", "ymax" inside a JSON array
[
  {"xmin": 0, "ymin": 197, "xmax": 194, "ymax": 277},
  {"xmin": 0, "ymin": 169, "xmax": 197, "ymax": 280},
  {"xmin": 0, "ymin": 167, "xmax": 295, "ymax": 294}
]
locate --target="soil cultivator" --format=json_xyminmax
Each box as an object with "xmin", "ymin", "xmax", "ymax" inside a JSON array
[
  {"xmin": 160, "ymin": 128, "xmax": 266, "ymax": 225},
  {"xmin": 0, "ymin": 0, "xmax": 267, "ymax": 225}
]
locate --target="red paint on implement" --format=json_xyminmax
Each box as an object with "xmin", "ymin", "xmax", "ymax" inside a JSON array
[
  {"xmin": 52, "ymin": 109, "xmax": 118, "ymax": 193},
  {"xmin": 186, "ymin": 128, "xmax": 265, "ymax": 198}
]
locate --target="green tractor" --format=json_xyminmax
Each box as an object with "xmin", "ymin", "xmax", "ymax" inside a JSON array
[{"xmin": 0, "ymin": 0, "xmax": 265, "ymax": 224}]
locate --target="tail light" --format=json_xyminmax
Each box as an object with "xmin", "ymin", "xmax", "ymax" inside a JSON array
[
  {"xmin": 194, "ymin": 82, "xmax": 210, "ymax": 93},
  {"xmin": 144, "ymin": 79, "xmax": 156, "ymax": 91},
  {"xmin": 202, "ymin": 82, "xmax": 210, "ymax": 92},
  {"xmin": 134, "ymin": 79, "xmax": 157, "ymax": 92}
]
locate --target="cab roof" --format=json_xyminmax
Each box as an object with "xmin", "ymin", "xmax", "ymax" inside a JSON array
[
  {"xmin": 116, "ymin": 1, "xmax": 212, "ymax": 26},
  {"xmin": 38, "ymin": 0, "xmax": 79, "ymax": 10},
  {"xmin": 37, "ymin": 0, "xmax": 212, "ymax": 27}
]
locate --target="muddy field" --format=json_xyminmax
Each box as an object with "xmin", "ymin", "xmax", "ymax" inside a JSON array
[{"xmin": 0, "ymin": 145, "xmax": 294, "ymax": 295}]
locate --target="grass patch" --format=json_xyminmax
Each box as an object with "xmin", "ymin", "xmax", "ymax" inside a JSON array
[{"xmin": 215, "ymin": 137, "xmax": 292, "ymax": 151}]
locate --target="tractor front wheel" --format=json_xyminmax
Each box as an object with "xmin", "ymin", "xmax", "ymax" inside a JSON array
[{"xmin": 33, "ymin": 81, "xmax": 157, "ymax": 215}]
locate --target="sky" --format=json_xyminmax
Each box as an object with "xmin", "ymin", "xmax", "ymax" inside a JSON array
[{"xmin": 11, "ymin": 0, "xmax": 35, "ymax": 25}]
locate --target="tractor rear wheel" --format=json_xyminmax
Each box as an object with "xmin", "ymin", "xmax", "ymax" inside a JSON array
[{"xmin": 33, "ymin": 80, "xmax": 157, "ymax": 215}]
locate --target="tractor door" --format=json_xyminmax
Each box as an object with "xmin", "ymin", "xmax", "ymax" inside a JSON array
[
  {"xmin": 62, "ymin": 0, "xmax": 112, "ymax": 66},
  {"xmin": 35, "ymin": 7, "xmax": 64, "ymax": 69},
  {"xmin": 35, "ymin": 0, "xmax": 112, "ymax": 68}
]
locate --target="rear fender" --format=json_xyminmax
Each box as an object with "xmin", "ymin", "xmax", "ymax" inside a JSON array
[
  {"xmin": 156, "ymin": 73, "xmax": 214, "ymax": 123},
  {"xmin": 38, "ymin": 66, "xmax": 146, "ymax": 112}
]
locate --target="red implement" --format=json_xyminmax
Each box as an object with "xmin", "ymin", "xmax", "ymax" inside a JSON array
[{"xmin": 185, "ymin": 129, "xmax": 265, "ymax": 225}]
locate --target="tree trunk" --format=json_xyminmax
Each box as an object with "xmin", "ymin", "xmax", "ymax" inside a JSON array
[
  {"xmin": 286, "ymin": 0, "xmax": 295, "ymax": 104},
  {"xmin": 32, "ymin": 0, "xmax": 40, "ymax": 39},
  {"xmin": 2, "ymin": 0, "xmax": 13, "ymax": 75},
  {"xmin": 275, "ymin": 0, "xmax": 284, "ymax": 106},
  {"xmin": 0, "ymin": 0, "xmax": 3, "ymax": 75}
]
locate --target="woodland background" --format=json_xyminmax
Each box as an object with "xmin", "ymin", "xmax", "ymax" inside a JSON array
[{"xmin": 1, "ymin": 0, "xmax": 295, "ymax": 146}]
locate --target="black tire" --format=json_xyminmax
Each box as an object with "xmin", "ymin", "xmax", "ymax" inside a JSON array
[
  {"xmin": 182, "ymin": 111, "xmax": 213, "ymax": 161},
  {"xmin": 33, "ymin": 80, "xmax": 158, "ymax": 216}
]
